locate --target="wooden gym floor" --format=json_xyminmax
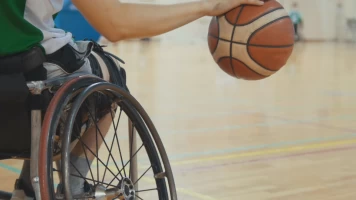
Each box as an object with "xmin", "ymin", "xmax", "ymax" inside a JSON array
[{"xmin": 1, "ymin": 24, "xmax": 356, "ymax": 199}]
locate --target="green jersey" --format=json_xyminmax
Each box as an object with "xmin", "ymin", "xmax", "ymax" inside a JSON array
[{"xmin": 0, "ymin": 0, "xmax": 72, "ymax": 56}]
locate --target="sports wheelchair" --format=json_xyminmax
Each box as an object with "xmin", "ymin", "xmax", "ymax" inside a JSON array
[{"xmin": 0, "ymin": 45, "xmax": 177, "ymax": 200}]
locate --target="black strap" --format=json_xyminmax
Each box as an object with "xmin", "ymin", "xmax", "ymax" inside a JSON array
[{"xmin": 0, "ymin": 46, "xmax": 46, "ymax": 74}]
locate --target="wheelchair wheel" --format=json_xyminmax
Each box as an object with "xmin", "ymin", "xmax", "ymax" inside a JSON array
[{"xmin": 38, "ymin": 76, "xmax": 177, "ymax": 200}]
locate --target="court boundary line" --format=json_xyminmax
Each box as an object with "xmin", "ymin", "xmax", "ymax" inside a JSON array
[
  {"xmin": 178, "ymin": 144, "xmax": 356, "ymax": 172},
  {"xmin": 171, "ymin": 138, "xmax": 356, "ymax": 165}
]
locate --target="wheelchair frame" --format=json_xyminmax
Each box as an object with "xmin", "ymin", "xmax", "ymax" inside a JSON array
[{"xmin": 1, "ymin": 73, "xmax": 177, "ymax": 200}]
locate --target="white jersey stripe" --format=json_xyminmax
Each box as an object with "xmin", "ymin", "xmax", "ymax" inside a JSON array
[{"xmin": 24, "ymin": 0, "xmax": 73, "ymax": 54}]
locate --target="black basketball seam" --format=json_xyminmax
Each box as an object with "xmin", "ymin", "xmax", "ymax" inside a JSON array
[
  {"xmin": 224, "ymin": 7, "xmax": 284, "ymax": 26},
  {"xmin": 209, "ymin": 34, "xmax": 294, "ymax": 48},
  {"xmin": 209, "ymin": 16, "xmax": 220, "ymax": 54},
  {"xmin": 217, "ymin": 56, "xmax": 267, "ymax": 78},
  {"xmin": 217, "ymin": 56, "xmax": 231, "ymax": 64},
  {"xmin": 216, "ymin": 56, "xmax": 236, "ymax": 77},
  {"xmin": 247, "ymin": 16, "xmax": 293, "ymax": 72},
  {"xmin": 208, "ymin": 35, "xmax": 218, "ymax": 54},
  {"xmin": 224, "ymin": 7, "xmax": 242, "ymax": 25},
  {"xmin": 236, "ymin": 7, "xmax": 284, "ymax": 26},
  {"xmin": 229, "ymin": 5, "xmax": 245, "ymax": 77},
  {"xmin": 232, "ymin": 57, "xmax": 268, "ymax": 78}
]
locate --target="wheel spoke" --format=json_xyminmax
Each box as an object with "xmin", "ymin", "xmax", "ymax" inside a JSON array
[
  {"xmin": 108, "ymin": 143, "xmax": 144, "ymax": 186},
  {"xmin": 102, "ymin": 105, "xmax": 124, "ymax": 184},
  {"xmin": 94, "ymin": 98, "xmax": 100, "ymax": 186},
  {"xmin": 55, "ymin": 144, "xmax": 95, "ymax": 186},
  {"xmin": 53, "ymin": 169, "xmax": 117, "ymax": 188},
  {"xmin": 136, "ymin": 188, "xmax": 158, "ymax": 193},
  {"xmin": 110, "ymin": 108, "xmax": 127, "ymax": 178},
  {"xmin": 111, "ymin": 109, "xmax": 127, "ymax": 178},
  {"xmin": 77, "ymin": 134, "xmax": 96, "ymax": 186},
  {"xmin": 125, "ymin": 143, "xmax": 144, "ymax": 175},
  {"xmin": 69, "ymin": 160, "xmax": 89, "ymax": 184},
  {"xmin": 133, "ymin": 166, "xmax": 152, "ymax": 185},
  {"xmin": 85, "ymin": 101, "xmax": 123, "ymax": 178},
  {"xmin": 75, "ymin": 134, "xmax": 121, "ymax": 183}
]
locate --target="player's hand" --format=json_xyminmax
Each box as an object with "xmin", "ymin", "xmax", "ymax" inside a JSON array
[{"xmin": 204, "ymin": 0, "xmax": 265, "ymax": 16}]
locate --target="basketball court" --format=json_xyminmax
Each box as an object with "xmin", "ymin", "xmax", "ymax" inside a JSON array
[{"xmin": 1, "ymin": 0, "xmax": 356, "ymax": 199}]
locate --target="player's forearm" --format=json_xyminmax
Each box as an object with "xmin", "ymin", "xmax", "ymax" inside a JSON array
[
  {"xmin": 112, "ymin": 2, "xmax": 209, "ymax": 40},
  {"xmin": 73, "ymin": 0, "xmax": 210, "ymax": 42}
]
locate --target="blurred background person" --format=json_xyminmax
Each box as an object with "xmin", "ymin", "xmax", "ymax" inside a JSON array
[
  {"xmin": 289, "ymin": 2, "xmax": 303, "ymax": 41},
  {"xmin": 335, "ymin": 1, "xmax": 345, "ymax": 42}
]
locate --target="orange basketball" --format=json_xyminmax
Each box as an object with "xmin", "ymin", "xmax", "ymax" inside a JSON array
[{"xmin": 208, "ymin": 0, "xmax": 295, "ymax": 80}]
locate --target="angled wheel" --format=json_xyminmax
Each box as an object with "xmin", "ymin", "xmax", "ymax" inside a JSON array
[{"xmin": 38, "ymin": 76, "xmax": 177, "ymax": 200}]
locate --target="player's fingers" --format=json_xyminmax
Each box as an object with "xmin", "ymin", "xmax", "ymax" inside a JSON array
[{"xmin": 240, "ymin": 0, "xmax": 265, "ymax": 6}]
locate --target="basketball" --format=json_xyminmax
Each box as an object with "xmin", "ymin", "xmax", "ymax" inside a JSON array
[{"xmin": 208, "ymin": 0, "xmax": 295, "ymax": 80}]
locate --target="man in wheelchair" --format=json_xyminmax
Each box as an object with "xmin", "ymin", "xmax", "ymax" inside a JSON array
[{"xmin": 0, "ymin": 0, "xmax": 264, "ymax": 199}]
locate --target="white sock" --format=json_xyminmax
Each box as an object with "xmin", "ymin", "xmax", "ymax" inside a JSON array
[{"xmin": 68, "ymin": 154, "xmax": 93, "ymax": 195}]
